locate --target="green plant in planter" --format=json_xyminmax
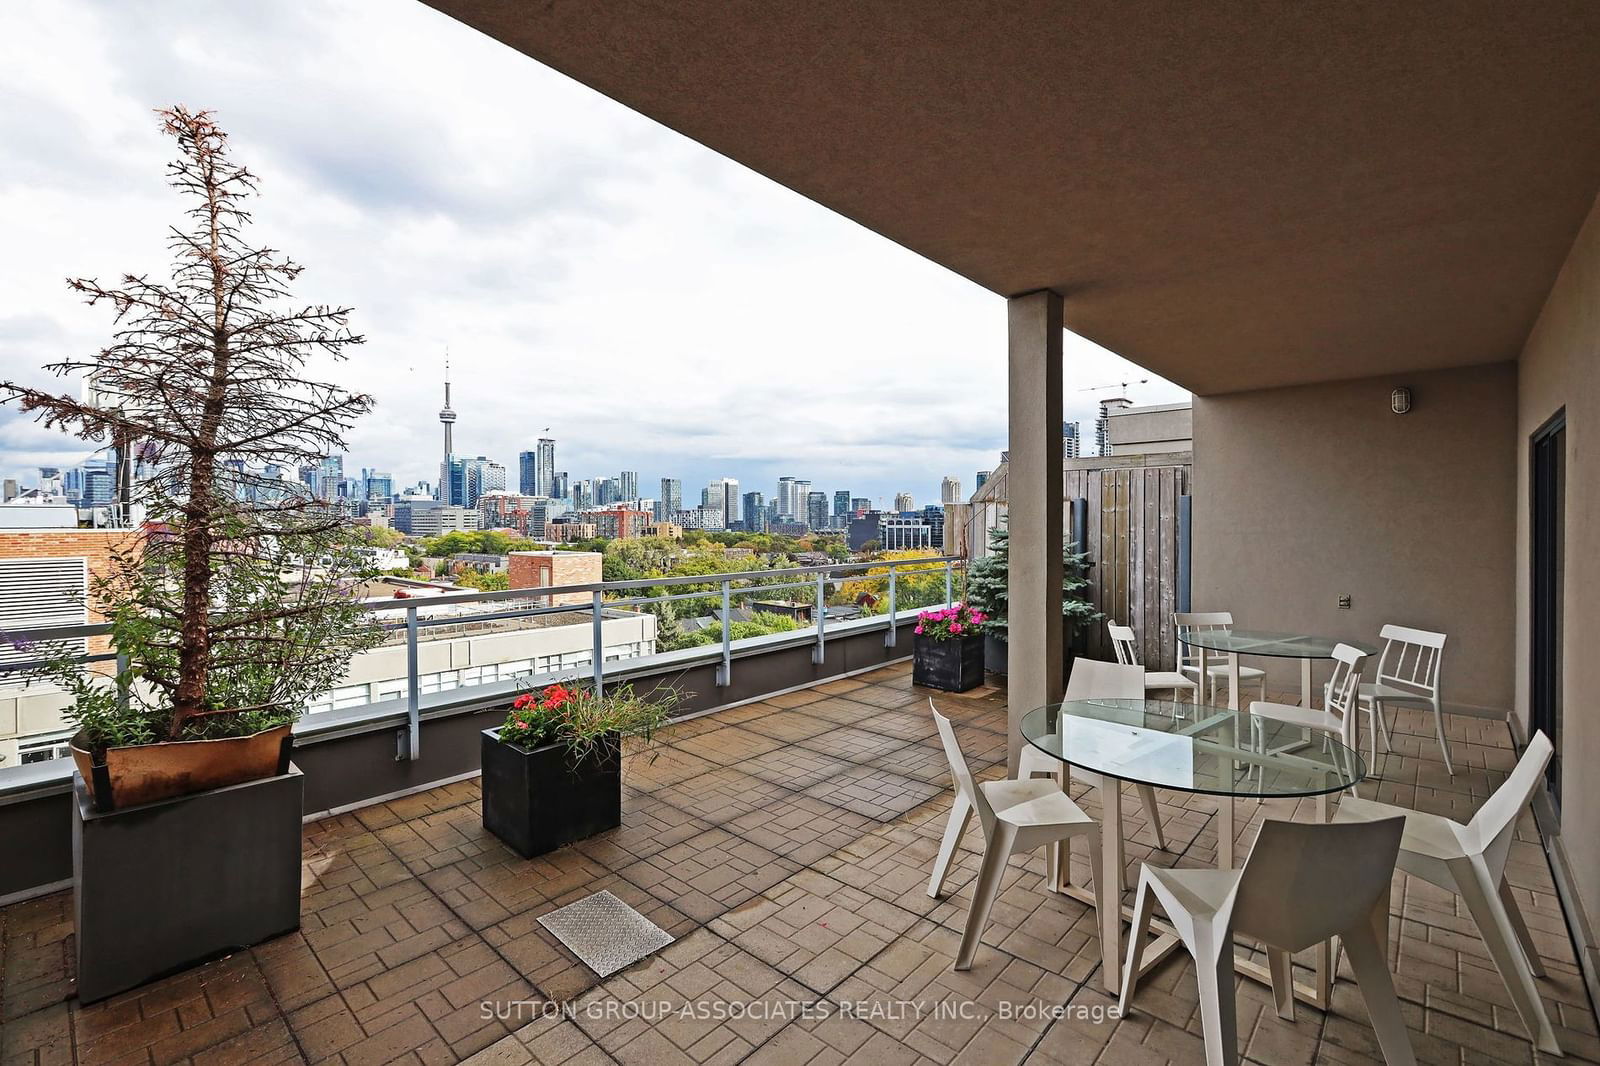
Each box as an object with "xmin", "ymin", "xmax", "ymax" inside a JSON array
[
  {"xmin": 964, "ymin": 520, "xmax": 1101, "ymax": 643},
  {"xmin": 498, "ymin": 681, "xmax": 679, "ymax": 764},
  {"xmin": 2, "ymin": 106, "xmax": 382, "ymax": 767}
]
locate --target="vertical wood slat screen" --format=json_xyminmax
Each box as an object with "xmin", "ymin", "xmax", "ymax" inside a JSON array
[{"xmin": 964, "ymin": 456, "xmax": 1191, "ymax": 669}]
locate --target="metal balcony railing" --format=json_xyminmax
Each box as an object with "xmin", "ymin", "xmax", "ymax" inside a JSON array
[{"xmin": 0, "ymin": 555, "xmax": 965, "ymax": 767}]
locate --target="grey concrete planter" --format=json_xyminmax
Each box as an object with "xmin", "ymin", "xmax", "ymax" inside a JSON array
[
  {"xmin": 72, "ymin": 766, "xmax": 303, "ymax": 1003},
  {"xmin": 480, "ymin": 730, "xmax": 621, "ymax": 859}
]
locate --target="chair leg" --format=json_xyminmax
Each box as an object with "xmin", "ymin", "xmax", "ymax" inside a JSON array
[
  {"xmin": 1430, "ymin": 697, "xmax": 1453, "ymax": 775},
  {"xmin": 955, "ymin": 824, "xmax": 1015, "ymax": 970},
  {"xmin": 1453, "ymin": 857, "xmax": 1560, "ymax": 1055},
  {"xmin": 928, "ymin": 791, "xmax": 974, "ymax": 899},
  {"xmin": 1266, "ymin": 948, "xmax": 1295, "ymax": 1022},
  {"xmin": 1119, "ymin": 874, "xmax": 1158, "ymax": 1016},
  {"xmin": 1193, "ymin": 925, "xmax": 1240, "ymax": 1066},
  {"xmin": 1499, "ymin": 877, "xmax": 1547, "ymax": 978},
  {"xmin": 1375, "ymin": 701, "xmax": 1394, "ymax": 752},
  {"xmin": 1340, "ymin": 914, "xmax": 1417, "ymax": 1066},
  {"xmin": 1136, "ymin": 785, "xmax": 1168, "ymax": 850}
]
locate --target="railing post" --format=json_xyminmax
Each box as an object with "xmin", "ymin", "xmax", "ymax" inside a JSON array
[
  {"xmin": 115, "ymin": 650, "xmax": 130, "ymax": 713},
  {"xmin": 944, "ymin": 560, "xmax": 954, "ymax": 607},
  {"xmin": 812, "ymin": 571, "xmax": 826, "ymax": 664},
  {"xmin": 402, "ymin": 605, "xmax": 420, "ymax": 761},
  {"xmin": 591, "ymin": 591, "xmax": 605, "ymax": 697},
  {"xmin": 717, "ymin": 579, "xmax": 733, "ymax": 686},
  {"xmin": 884, "ymin": 564, "xmax": 898, "ymax": 648}
]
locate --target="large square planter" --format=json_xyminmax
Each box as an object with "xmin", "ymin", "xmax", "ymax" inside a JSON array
[
  {"xmin": 913, "ymin": 633, "xmax": 985, "ymax": 692},
  {"xmin": 481, "ymin": 730, "xmax": 621, "ymax": 859},
  {"xmin": 73, "ymin": 765, "xmax": 303, "ymax": 1004}
]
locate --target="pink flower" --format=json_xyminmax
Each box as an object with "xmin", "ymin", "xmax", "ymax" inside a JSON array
[
  {"xmin": 971, "ymin": 611, "xmax": 986, "ymax": 623},
  {"xmin": 914, "ymin": 625, "xmax": 924, "ymax": 634},
  {"xmin": 950, "ymin": 622, "xmax": 963, "ymax": 634}
]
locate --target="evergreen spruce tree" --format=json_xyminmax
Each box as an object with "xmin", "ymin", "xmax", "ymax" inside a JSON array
[{"xmin": 965, "ymin": 520, "xmax": 1100, "ymax": 642}]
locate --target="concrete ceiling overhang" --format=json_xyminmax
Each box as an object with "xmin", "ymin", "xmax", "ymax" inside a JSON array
[{"xmin": 427, "ymin": 1, "xmax": 1600, "ymax": 394}]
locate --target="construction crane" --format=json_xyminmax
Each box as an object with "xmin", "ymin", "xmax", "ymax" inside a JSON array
[{"xmin": 1076, "ymin": 378, "xmax": 1148, "ymax": 392}]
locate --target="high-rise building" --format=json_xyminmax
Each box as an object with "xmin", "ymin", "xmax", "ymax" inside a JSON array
[
  {"xmin": 701, "ymin": 477, "xmax": 740, "ymax": 528},
  {"xmin": 806, "ymin": 491, "xmax": 829, "ymax": 530},
  {"xmin": 363, "ymin": 470, "xmax": 394, "ymax": 500},
  {"xmin": 570, "ymin": 480, "xmax": 592, "ymax": 510},
  {"xmin": 81, "ymin": 468, "xmax": 114, "ymax": 507},
  {"xmin": 517, "ymin": 451, "xmax": 538, "ymax": 495},
  {"xmin": 833, "ymin": 490, "xmax": 851, "ymax": 518},
  {"xmin": 893, "ymin": 491, "xmax": 915, "ymax": 512},
  {"xmin": 975, "ymin": 470, "xmax": 990, "ymax": 490},
  {"xmin": 659, "ymin": 478, "xmax": 682, "ymax": 520},
  {"xmin": 552, "ymin": 471, "xmax": 570, "ymax": 500},
  {"xmin": 312, "ymin": 455, "xmax": 344, "ymax": 502},
  {"xmin": 742, "ymin": 492, "xmax": 767, "ymax": 533},
  {"xmin": 619, "ymin": 470, "xmax": 639, "ymax": 501},
  {"xmin": 444, "ymin": 456, "xmax": 505, "ymax": 508},
  {"xmin": 596, "ymin": 477, "xmax": 621, "ymax": 505},
  {"xmin": 940, "ymin": 477, "xmax": 962, "ymax": 504},
  {"xmin": 776, "ymin": 476, "xmax": 810, "ymax": 519},
  {"xmin": 1096, "ymin": 398, "xmax": 1133, "ymax": 456},
  {"xmin": 851, "ymin": 497, "xmax": 871, "ymax": 514},
  {"xmin": 534, "ymin": 439, "xmax": 556, "ymax": 496},
  {"xmin": 1063, "ymin": 421, "xmax": 1082, "ymax": 458}
]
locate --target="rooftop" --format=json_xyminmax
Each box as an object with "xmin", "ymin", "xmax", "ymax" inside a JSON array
[{"xmin": 2, "ymin": 667, "xmax": 1591, "ymax": 1066}]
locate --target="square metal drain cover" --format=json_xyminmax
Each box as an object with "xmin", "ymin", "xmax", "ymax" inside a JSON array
[{"xmin": 537, "ymin": 890, "xmax": 675, "ymax": 978}]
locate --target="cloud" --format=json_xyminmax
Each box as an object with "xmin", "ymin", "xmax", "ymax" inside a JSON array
[{"xmin": 0, "ymin": 0, "xmax": 1188, "ymax": 506}]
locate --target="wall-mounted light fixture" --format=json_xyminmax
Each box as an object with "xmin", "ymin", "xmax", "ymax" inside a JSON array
[{"xmin": 1391, "ymin": 386, "xmax": 1412, "ymax": 415}]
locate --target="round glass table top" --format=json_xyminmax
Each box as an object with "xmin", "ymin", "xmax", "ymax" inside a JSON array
[
  {"xmin": 1020, "ymin": 698, "xmax": 1366, "ymax": 798},
  {"xmin": 1176, "ymin": 628, "xmax": 1377, "ymax": 659}
]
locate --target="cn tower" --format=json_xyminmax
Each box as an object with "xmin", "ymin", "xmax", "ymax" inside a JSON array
[{"xmin": 439, "ymin": 357, "xmax": 457, "ymax": 458}]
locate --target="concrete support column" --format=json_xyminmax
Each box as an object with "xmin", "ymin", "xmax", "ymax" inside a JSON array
[{"xmin": 1006, "ymin": 290, "xmax": 1065, "ymax": 772}]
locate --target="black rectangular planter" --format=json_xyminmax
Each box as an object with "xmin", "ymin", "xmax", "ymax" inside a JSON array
[
  {"xmin": 912, "ymin": 633, "xmax": 986, "ymax": 692},
  {"xmin": 481, "ymin": 730, "xmax": 621, "ymax": 859},
  {"xmin": 73, "ymin": 765, "xmax": 303, "ymax": 1004}
]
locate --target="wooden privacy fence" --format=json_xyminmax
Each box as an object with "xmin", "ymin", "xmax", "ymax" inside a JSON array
[{"xmin": 965, "ymin": 453, "xmax": 1192, "ymax": 669}]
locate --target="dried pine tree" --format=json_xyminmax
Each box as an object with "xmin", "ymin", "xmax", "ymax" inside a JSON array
[{"xmin": 1, "ymin": 107, "xmax": 381, "ymax": 747}]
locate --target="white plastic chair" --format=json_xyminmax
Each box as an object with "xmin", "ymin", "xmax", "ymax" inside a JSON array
[
  {"xmin": 926, "ymin": 700, "xmax": 1104, "ymax": 970},
  {"xmin": 1108, "ymin": 622, "xmax": 1199, "ymax": 705},
  {"xmin": 1017, "ymin": 657, "xmax": 1169, "ymax": 854},
  {"xmin": 1358, "ymin": 624, "xmax": 1450, "ymax": 774},
  {"xmin": 1332, "ymin": 731, "xmax": 1559, "ymax": 1055},
  {"xmin": 1120, "ymin": 817, "xmax": 1415, "ymax": 1066},
  {"xmin": 1176, "ymin": 611, "xmax": 1267, "ymax": 707},
  {"xmin": 1249, "ymin": 643, "xmax": 1367, "ymax": 795}
]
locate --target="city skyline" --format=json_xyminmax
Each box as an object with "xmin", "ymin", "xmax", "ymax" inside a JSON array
[{"xmin": 0, "ymin": 0, "xmax": 1187, "ymax": 500}]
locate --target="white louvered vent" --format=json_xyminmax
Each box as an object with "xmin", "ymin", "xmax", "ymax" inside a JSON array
[{"xmin": 0, "ymin": 557, "xmax": 89, "ymax": 676}]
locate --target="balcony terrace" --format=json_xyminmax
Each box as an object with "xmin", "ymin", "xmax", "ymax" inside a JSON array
[{"xmin": 3, "ymin": 664, "xmax": 1591, "ymax": 1066}]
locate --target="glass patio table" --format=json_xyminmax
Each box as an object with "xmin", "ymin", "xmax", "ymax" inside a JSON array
[
  {"xmin": 1021, "ymin": 697, "xmax": 1365, "ymax": 1003},
  {"xmin": 1178, "ymin": 627, "xmax": 1379, "ymax": 710}
]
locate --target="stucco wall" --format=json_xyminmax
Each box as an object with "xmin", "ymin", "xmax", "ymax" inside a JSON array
[
  {"xmin": 1517, "ymin": 192, "xmax": 1600, "ymax": 921},
  {"xmin": 1192, "ymin": 362, "xmax": 1517, "ymax": 714}
]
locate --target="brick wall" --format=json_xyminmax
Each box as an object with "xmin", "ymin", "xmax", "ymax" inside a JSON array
[
  {"xmin": 507, "ymin": 551, "xmax": 602, "ymax": 607},
  {"xmin": 0, "ymin": 528, "xmax": 142, "ymax": 655}
]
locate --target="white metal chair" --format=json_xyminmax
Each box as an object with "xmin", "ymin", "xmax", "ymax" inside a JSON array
[
  {"xmin": 1120, "ymin": 817, "xmax": 1414, "ymax": 1066},
  {"xmin": 926, "ymin": 700, "xmax": 1104, "ymax": 970},
  {"xmin": 1017, "ymin": 657, "xmax": 1169, "ymax": 855},
  {"xmin": 1175, "ymin": 611, "xmax": 1267, "ymax": 707},
  {"xmin": 1248, "ymin": 643, "xmax": 1367, "ymax": 794},
  {"xmin": 1358, "ymin": 624, "xmax": 1450, "ymax": 774},
  {"xmin": 1333, "ymin": 731, "xmax": 1560, "ymax": 1055},
  {"xmin": 1108, "ymin": 622, "xmax": 1199, "ymax": 705}
]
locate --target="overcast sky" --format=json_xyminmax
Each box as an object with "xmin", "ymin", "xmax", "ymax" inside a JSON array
[{"xmin": 0, "ymin": 0, "xmax": 1186, "ymax": 508}]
